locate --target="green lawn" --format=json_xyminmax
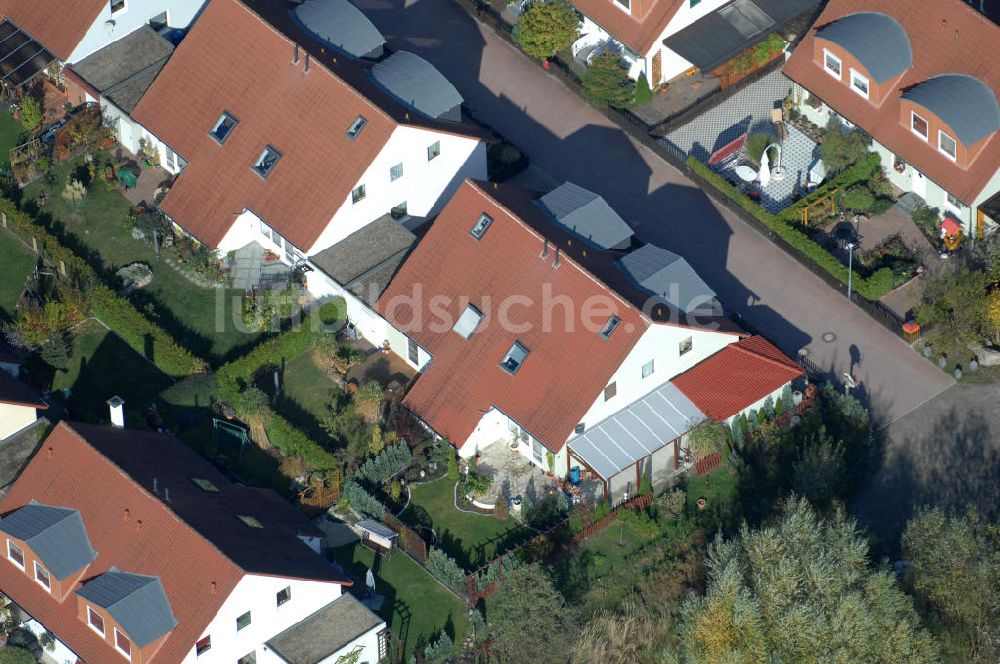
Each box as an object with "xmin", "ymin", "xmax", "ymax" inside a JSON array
[
  {"xmin": 23, "ymin": 156, "xmax": 263, "ymax": 363},
  {"xmin": 0, "ymin": 103, "xmax": 24, "ymax": 166},
  {"xmin": 333, "ymin": 543, "xmax": 468, "ymax": 659},
  {"xmin": 401, "ymin": 478, "xmax": 531, "ymax": 569},
  {"xmin": 49, "ymin": 320, "xmax": 173, "ymax": 425},
  {"xmin": 274, "ymin": 349, "xmax": 338, "ymax": 441},
  {"xmin": 0, "ymin": 230, "xmax": 35, "ymax": 320}
]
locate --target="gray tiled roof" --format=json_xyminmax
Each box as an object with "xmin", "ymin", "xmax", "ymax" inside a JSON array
[
  {"xmin": 292, "ymin": 0, "xmax": 385, "ymax": 59},
  {"xmin": 0, "ymin": 502, "xmax": 97, "ymax": 579},
  {"xmin": 267, "ymin": 593, "xmax": 384, "ymax": 664},
  {"xmin": 902, "ymin": 74, "xmax": 1000, "ymax": 146},
  {"xmin": 371, "ymin": 51, "xmax": 463, "ymax": 121},
  {"xmin": 617, "ymin": 244, "xmax": 717, "ymax": 315},
  {"xmin": 77, "ymin": 570, "xmax": 177, "ymax": 648},
  {"xmin": 568, "ymin": 382, "xmax": 704, "ymax": 480},
  {"xmin": 71, "ymin": 26, "xmax": 174, "ymax": 113},
  {"xmin": 816, "ymin": 12, "xmax": 912, "ymax": 83},
  {"xmin": 536, "ymin": 182, "xmax": 634, "ymax": 250}
]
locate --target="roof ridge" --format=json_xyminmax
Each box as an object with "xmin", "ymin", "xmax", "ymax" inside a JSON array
[{"xmin": 732, "ymin": 337, "xmax": 802, "ymax": 373}]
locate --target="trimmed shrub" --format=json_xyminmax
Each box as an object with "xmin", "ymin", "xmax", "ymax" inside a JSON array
[
  {"xmin": 634, "ymin": 73, "xmax": 653, "ymax": 106},
  {"xmin": 344, "ymin": 481, "xmax": 387, "ymax": 518},
  {"xmin": 427, "ymin": 547, "xmax": 467, "ymax": 591},
  {"xmin": 582, "ymin": 53, "xmax": 633, "ymax": 108},
  {"xmin": 357, "ymin": 442, "xmax": 412, "ymax": 485}
]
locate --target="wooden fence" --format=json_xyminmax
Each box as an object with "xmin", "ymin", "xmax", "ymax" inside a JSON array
[
  {"xmin": 694, "ymin": 452, "xmax": 722, "ymax": 476},
  {"xmin": 383, "ymin": 512, "xmax": 428, "ymax": 565}
]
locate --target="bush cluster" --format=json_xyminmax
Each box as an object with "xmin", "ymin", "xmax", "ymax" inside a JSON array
[
  {"xmin": 427, "ymin": 547, "xmax": 467, "ymax": 592},
  {"xmin": 357, "ymin": 442, "xmax": 412, "ymax": 485},
  {"xmin": 344, "ymin": 481, "xmax": 387, "ymax": 519}
]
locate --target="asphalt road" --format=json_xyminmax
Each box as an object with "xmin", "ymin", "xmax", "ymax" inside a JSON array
[{"xmin": 356, "ymin": 0, "xmax": 954, "ymax": 423}]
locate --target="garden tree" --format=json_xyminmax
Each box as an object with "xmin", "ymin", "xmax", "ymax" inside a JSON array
[
  {"xmin": 237, "ymin": 387, "xmax": 272, "ymax": 446},
  {"xmin": 582, "ymin": 53, "xmax": 633, "ymax": 108},
  {"xmin": 488, "ymin": 564, "xmax": 580, "ymax": 663},
  {"xmin": 676, "ymin": 496, "xmax": 939, "ymax": 663},
  {"xmin": 791, "ymin": 428, "xmax": 847, "ymax": 507},
  {"xmin": 368, "ymin": 424, "xmax": 385, "ymax": 456},
  {"xmin": 19, "ymin": 96, "xmax": 42, "ymax": 131},
  {"xmin": 423, "ymin": 629, "xmax": 453, "ymax": 663},
  {"xmin": 841, "ymin": 183, "xmax": 876, "ymax": 211},
  {"xmin": 354, "ymin": 380, "xmax": 383, "ymax": 423},
  {"xmin": 39, "ymin": 332, "xmax": 73, "ymax": 371},
  {"xmin": 902, "ymin": 507, "xmax": 1000, "ymax": 662},
  {"xmin": 820, "ymin": 124, "xmax": 871, "ymax": 173},
  {"xmin": 515, "ymin": 0, "xmax": 579, "ymax": 60},
  {"xmin": 634, "ymin": 72, "xmax": 653, "ymax": 106},
  {"xmin": 916, "ymin": 267, "xmax": 989, "ymax": 348},
  {"xmin": 687, "ymin": 420, "xmax": 728, "ymax": 461},
  {"xmin": 745, "ymin": 131, "xmax": 778, "ymax": 166}
]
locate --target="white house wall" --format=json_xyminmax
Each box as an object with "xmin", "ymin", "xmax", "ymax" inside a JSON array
[
  {"xmin": 183, "ymin": 574, "xmax": 346, "ymax": 664},
  {"xmin": 306, "ymin": 127, "xmax": 486, "ymax": 256},
  {"xmin": 574, "ymin": 324, "xmax": 738, "ymax": 436},
  {"xmin": 0, "ymin": 403, "xmax": 37, "ymax": 440},
  {"xmin": 459, "ymin": 407, "xmax": 569, "ymax": 478},
  {"xmin": 68, "ymin": 0, "xmax": 208, "ymax": 63}
]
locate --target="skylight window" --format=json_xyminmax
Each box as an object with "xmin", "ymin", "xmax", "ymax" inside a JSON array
[
  {"xmin": 237, "ymin": 515, "xmax": 263, "ymax": 529},
  {"xmin": 191, "ymin": 478, "xmax": 218, "ymax": 492},
  {"xmin": 252, "ymin": 146, "xmax": 281, "ymax": 178},
  {"xmin": 346, "ymin": 115, "xmax": 368, "ymax": 140},
  {"xmin": 470, "ymin": 213, "xmax": 493, "ymax": 240},
  {"xmin": 500, "ymin": 341, "xmax": 529, "ymax": 374},
  {"xmin": 453, "ymin": 304, "xmax": 483, "ymax": 339},
  {"xmin": 599, "ymin": 315, "xmax": 621, "ymax": 340},
  {"xmin": 210, "ymin": 112, "xmax": 238, "ymax": 144}
]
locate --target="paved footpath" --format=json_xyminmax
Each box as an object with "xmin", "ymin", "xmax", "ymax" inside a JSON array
[{"xmin": 356, "ymin": 0, "xmax": 953, "ymax": 423}]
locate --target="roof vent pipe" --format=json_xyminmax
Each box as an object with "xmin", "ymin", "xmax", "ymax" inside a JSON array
[
  {"xmin": 304, "ymin": 52, "xmax": 310, "ymax": 73},
  {"xmin": 293, "ymin": 44, "xmax": 299, "ymax": 64},
  {"xmin": 541, "ymin": 239, "xmax": 548, "ymax": 258},
  {"xmin": 165, "ymin": 487, "xmax": 171, "ymax": 503},
  {"xmin": 153, "ymin": 477, "xmax": 159, "ymax": 494},
  {"xmin": 107, "ymin": 396, "xmax": 125, "ymax": 428}
]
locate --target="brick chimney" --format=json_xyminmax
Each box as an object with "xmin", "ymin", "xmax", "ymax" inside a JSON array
[{"xmin": 107, "ymin": 396, "xmax": 125, "ymax": 428}]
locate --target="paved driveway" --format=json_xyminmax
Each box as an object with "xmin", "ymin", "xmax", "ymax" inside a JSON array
[{"xmin": 356, "ymin": 0, "xmax": 953, "ymax": 423}]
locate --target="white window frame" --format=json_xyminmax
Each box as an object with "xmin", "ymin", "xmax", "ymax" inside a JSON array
[
  {"xmin": 351, "ymin": 184, "xmax": 366, "ymax": 205},
  {"xmin": 34, "ymin": 561, "xmax": 50, "ymax": 591},
  {"xmin": 938, "ymin": 130, "xmax": 957, "ymax": 161},
  {"xmin": 427, "ymin": 141, "xmax": 441, "ymax": 161},
  {"xmin": 613, "ymin": 0, "xmax": 631, "ymax": 12},
  {"xmin": 110, "ymin": 0, "xmax": 127, "ymax": 15},
  {"xmin": 849, "ymin": 69, "xmax": 869, "ymax": 99},
  {"xmin": 641, "ymin": 360, "xmax": 654, "ymax": 379},
  {"xmin": 679, "ymin": 336, "xmax": 693, "ymax": 355},
  {"xmin": 389, "ymin": 162, "xmax": 403, "ymax": 182},
  {"xmin": 88, "ymin": 606, "xmax": 106, "ymax": 636},
  {"xmin": 910, "ymin": 111, "xmax": 929, "ymax": 140},
  {"xmin": 114, "ymin": 628, "xmax": 132, "ymax": 660},
  {"xmin": 6, "ymin": 540, "xmax": 24, "ymax": 570},
  {"xmin": 822, "ymin": 49, "xmax": 842, "ymax": 80}
]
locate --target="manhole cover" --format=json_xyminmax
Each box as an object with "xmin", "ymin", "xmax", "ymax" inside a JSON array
[{"xmin": 822, "ymin": 332, "xmax": 836, "ymax": 343}]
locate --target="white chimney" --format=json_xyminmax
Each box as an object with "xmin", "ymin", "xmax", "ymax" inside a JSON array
[{"xmin": 107, "ymin": 396, "xmax": 125, "ymax": 428}]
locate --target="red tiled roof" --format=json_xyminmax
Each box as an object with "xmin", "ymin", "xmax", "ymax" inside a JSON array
[
  {"xmin": 572, "ymin": 0, "xmax": 686, "ymax": 55},
  {"xmin": 132, "ymin": 0, "xmax": 397, "ymax": 251},
  {"xmin": 0, "ymin": 369, "xmax": 46, "ymax": 409},
  {"xmin": 783, "ymin": 0, "xmax": 1000, "ymax": 204},
  {"xmin": 0, "ymin": 0, "xmax": 105, "ymax": 61},
  {"xmin": 378, "ymin": 180, "xmax": 650, "ymax": 452},
  {"xmin": 0, "ymin": 422, "xmax": 344, "ymax": 664},
  {"xmin": 672, "ymin": 335, "xmax": 802, "ymax": 420}
]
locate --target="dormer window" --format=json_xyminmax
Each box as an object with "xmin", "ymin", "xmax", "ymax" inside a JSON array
[
  {"xmin": 115, "ymin": 628, "xmax": 132, "ymax": 660},
  {"xmin": 938, "ymin": 131, "xmax": 957, "ymax": 160},
  {"xmin": 823, "ymin": 49, "xmax": 841, "ymax": 79},
  {"xmin": 849, "ymin": 69, "xmax": 869, "ymax": 99},
  {"xmin": 346, "ymin": 115, "xmax": 367, "ymax": 140},
  {"xmin": 470, "ymin": 213, "xmax": 492, "ymax": 239},
  {"xmin": 88, "ymin": 606, "xmax": 106, "ymax": 636},
  {"xmin": 34, "ymin": 561, "xmax": 51, "ymax": 590},
  {"xmin": 598, "ymin": 315, "xmax": 620, "ymax": 340},
  {"xmin": 210, "ymin": 112, "xmax": 238, "ymax": 144},
  {"xmin": 911, "ymin": 112, "xmax": 928, "ymax": 140},
  {"xmin": 252, "ymin": 146, "xmax": 281, "ymax": 178},
  {"xmin": 6, "ymin": 540, "xmax": 24, "ymax": 570},
  {"xmin": 500, "ymin": 341, "xmax": 529, "ymax": 374},
  {"xmin": 453, "ymin": 304, "xmax": 483, "ymax": 339}
]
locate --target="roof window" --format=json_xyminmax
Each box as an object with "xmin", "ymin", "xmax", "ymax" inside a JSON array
[
  {"xmin": 252, "ymin": 146, "xmax": 281, "ymax": 178},
  {"xmin": 453, "ymin": 304, "xmax": 483, "ymax": 339},
  {"xmin": 191, "ymin": 478, "xmax": 218, "ymax": 492},
  {"xmin": 470, "ymin": 213, "xmax": 493, "ymax": 240},
  {"xmin": 210, "ymin": 112, "xmax": 238, "ymax": 144},
  {"xmin": 598, "ymin": 315, "xmax": 620, "ymax": 340},
  {"xmin": 500, "ymin": 341, "xmax": 529, "ymax": 375},
  {"xmin": 347, "ymin": 115, "xmax": 368, "ymax": 140},
  {"xmin": 237, "ymin": 515, "xmax": 263, "ymax": 529}
]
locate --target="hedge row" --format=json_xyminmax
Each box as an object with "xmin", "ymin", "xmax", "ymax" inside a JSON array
[
  {"xmin": 216, "ymin": 326, "xmax": 338, "ymax": 472},
  {"xmin": 687, "ymin": 155, "xmax": 893, "ymax": 301},
  {"xmin": 0, "ymin": 198, "xmax": 207, "ymax": 376}
]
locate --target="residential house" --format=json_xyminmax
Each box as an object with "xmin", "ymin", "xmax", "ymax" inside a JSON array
[
  {"xmin": 0, "ymin": 0, "xmax": 204, "ymax": 65},
  {"xmin": 0, "ymin": 421, "xmax": 387, "ymax": 664},
  {"xmin": 0, "ymin": 365, "xmax": 46, "ymax": 441},
  {"xmin": 377, "ymin": 180, "xmax": 802, "ymax": 500},
  {"xmin": 783, "ymin": 0, "xmax": 1000, "ymax": 237},
  {"xmin": 570, "ymin": 0, "xmax": 816, "ymax": 86}
]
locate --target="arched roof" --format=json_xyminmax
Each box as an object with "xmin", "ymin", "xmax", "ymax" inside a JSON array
[
  {"xmin": 370, "ymin": 51, "xmax": 463, "ymax": 120},
  {"xmin": 816, "ymin": 12, "xmax": 911, "ymax": 83},
  {"xmin": 292, "ymin": 0, "xmax": 384, "ymax": 58},
  {"xmin": 903, "ymin": 74, "xmax": 1000, "ymax": 145}
]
